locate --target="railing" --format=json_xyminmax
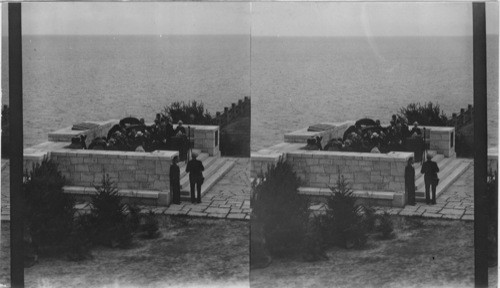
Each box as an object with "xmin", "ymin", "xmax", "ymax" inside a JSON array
[
  {"xmin": 212, "ymin": 96, "xmax": 250, "ymax": 128},
  {"xmin": 451, "ymin": 104, "xmax": 473, "ymax": 129}
]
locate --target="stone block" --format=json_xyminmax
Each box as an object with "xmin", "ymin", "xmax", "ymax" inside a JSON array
[{"xmin": 70, "ymin": 157, "xmax": 84, "ymax": 164}]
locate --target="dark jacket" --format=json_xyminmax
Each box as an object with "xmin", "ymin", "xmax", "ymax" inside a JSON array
[
  {"xmin": 421, "ymin": 160, "xmax": 439, "ymax": 181},
  {"xmin": 174, "ymin": 126, "xmax": 186, "ymax": 135},
  {"xmin": 186, "ymin": 159, "xmax": 204, "ymax": 181},
  {"xmin": 166, "ymin": 123, "xmax": 175, "ymax": 139},
  {"xmin": 169, "ymin": 163, "xmax": 180, "ymax": 183},
  {"xmin": 405, "ymin": 164, "xmax": 415, "ymax": 187}
]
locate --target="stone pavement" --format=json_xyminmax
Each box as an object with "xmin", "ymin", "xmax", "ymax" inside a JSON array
[
  {"xmin": 310, "ymin": 162, "xmax": 475, "ymax": 221},
  {"xmin": 72, "ymin": 157, "xmax": 252, "ymax": 220},
  {"xmin": 135, "ymin": 157, "xmax": 251, "ymax": 220}
]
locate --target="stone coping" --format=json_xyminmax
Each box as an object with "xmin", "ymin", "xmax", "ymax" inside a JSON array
[
  {"xmin": 488, "ymin": 146, "xmax": 498, "ymax": 158},
  {"xmin": 50, "ymin": 149, "xmax": 178, "ymax": 160},
  {"xmin": 298, "ymin": 187, "xmax": 395, "ymax": 200},
  {"xmin": 250, "ymin": 152, "xmax": 283, "ymax": 161},
  {"xmin": 24, "ymin": 141, "xmax": 69, "ymax": 155},
  {"xmin": 49, "ymin": 119, "xmax": 118, "ymax": 137},
  {"xmin": 286, "ymin": 150, "xmax": 413, "ymax": 161},
  {"xmin": 64, "ymin": 186, "xmax": 160, "ymax": 199}
]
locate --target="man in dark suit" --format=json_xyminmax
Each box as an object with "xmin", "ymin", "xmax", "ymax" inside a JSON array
[
  {"xmin": 186, "ymin": 153, "xmax": 204, "ymax": 203},
  {"xmin": 421, "ymin": 153, "xmax": 440, "ymax": 204},
  {"xmin": 169, "ymin": 156, "xmax": 181, "ymax": 204}
]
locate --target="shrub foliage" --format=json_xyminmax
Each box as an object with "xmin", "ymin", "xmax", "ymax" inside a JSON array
[
  {"xmin": 251, "ymin": 158, "xmax": 310, "ymax": 256},
  {"xmin": 399, "ymin": 102, "xmax": 449, "ymax": 126},
  {"xmin": 163, "ymin": 101, "xmax": 213, "ymax": 125},
  {"xmin": 89, "ymin": 174, "xmax": 133, "ymax": 248},
  {"xmin": 23, "ymin": 158, "xmax": 75, "ymax": 254},
  {"xmin": 324, "ymin": 175, "xmax": 368, "ymax": 248}
]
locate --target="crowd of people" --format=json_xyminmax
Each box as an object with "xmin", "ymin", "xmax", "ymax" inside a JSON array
[
  {"xmin": 70, "ymin": 114, "xmax": 191, "ymax": 159},
  {"xmin": 318, "ymin": 115, "xmax": 424, "ymax": 154}
]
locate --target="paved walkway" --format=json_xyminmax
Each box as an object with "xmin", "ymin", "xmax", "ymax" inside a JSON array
[
  {"xmin": 131, "ymin": 157, "xmax": 251, "ymax": 220},
  {"xmin": 380, "ymin": 162, "xmax": 474, "ymax": 221}
]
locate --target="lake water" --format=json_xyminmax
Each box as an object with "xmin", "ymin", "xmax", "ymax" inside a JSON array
[
  {"xmin": 1, "ymin": 35, "xmax": 497, "ymax": 149},
  {"xmin": 251, "ymin": 36, "xmax": 498, "ymax": 150}
]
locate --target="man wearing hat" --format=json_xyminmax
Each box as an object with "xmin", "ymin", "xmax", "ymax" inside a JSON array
[
  {"xmin": 409, "ymin": 121, "xmax": 422, "ymax": 137},
  {"xmin": 170, "ymin": 156, "xmax": 181, "ymax": 204},
  {"xmin": 421, "ymin": 153, "xmax": 440, "ymax": 204},
  {"xmin": 174, "ymin": 120, "xmax": 186, "ymax": 136},
  {"xmin": 186, "ymin": 152, "xmax": 205, "ymax": 203}
]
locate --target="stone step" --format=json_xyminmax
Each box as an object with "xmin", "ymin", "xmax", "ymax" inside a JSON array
[
  {"xmin": 416, "ymin": 158, "xmax": 461, "ymax": 192},
  {"xmin": 416, "ymin": 160, "xmax": 471, "ymax": 199},
  {"xmin": 180, "ymin": 160, "xmax": 236, "ymax": 201},
  {"xmin": 415, "ymin": 155, "xmax": 453, "ymax": 188},
  {"xmin": 178, "ymin": 152, "xmax": 210, "ymax": 178},
  {"xmin": 180, "ymin": 158, "xmax": 228, "ymax": 195},
  {"xmin": 179, "ymin": 155, "xmax": 218, "ymax": 189}
]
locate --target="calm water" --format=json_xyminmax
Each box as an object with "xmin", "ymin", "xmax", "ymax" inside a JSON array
[
  {"xmin": 2, "ymin": 35, "xmax": 251, "ymax": 147},
  {"xmin": 1, "ymin": 35, "xmax": 498, "ymax": 149},
  {"xmin": 251, "ymin": 36, "xmax": 499, "ymax": 150}
]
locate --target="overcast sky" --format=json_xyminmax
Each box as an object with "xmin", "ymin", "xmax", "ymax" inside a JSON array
[{"xmin": 21, "ymin": 2, "xmax": 498, "ymax": 36}]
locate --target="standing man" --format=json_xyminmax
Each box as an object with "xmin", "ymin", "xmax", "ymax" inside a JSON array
[
  {"xmin": 405, "ymin": 157, "xmax": 416, "ymax": 206},
  {"xmin": 170, "ymin": 156, "xmax": 181, "ymax": 204},
  {"xmin": 186, "ymin": 153, "xmax": 204, "ymax": 203},
  {"xmin": 421, "ymin": 153, "xmax": 440, "ymax": 205}
]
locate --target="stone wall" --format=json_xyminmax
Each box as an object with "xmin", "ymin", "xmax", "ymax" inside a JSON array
[
  {"xmin": 286, "ymin": 150, "xmax": 411, "ymax": 190},
  {"xmin": 185, "ymin": 125, "xmax": 220, "ymax": 156},
  {"xmin": 488, "ymin": 147, "xmax": 498, "ymax": 174},
  {"xmin": 250, "ymin": 153, "xmax": 283, "ymax": 178},
  {"xmin": 50, "ymin": 149, "xmax": 178, "ymax": 205},
  {"xmin": 423, "ymin": 126, "xmax": 456, "ymax": 157}
]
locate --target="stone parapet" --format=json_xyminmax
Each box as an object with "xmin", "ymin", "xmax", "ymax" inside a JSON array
[
  {"xmin": 250, "ymin": 152, "xmax": 284, "ymax": 178},
  {"xmin": 49, "ymin": 149, "xmax": 177, "ymax": 205},
  {"xmin": 488, "ymin": 146, "xmax": 498, "ymax": 174},
  {"xmin": 173, "ymin": 124, "xmax": 220, "ymax": 156},
  {"xmin": 421, "ymin": 126, "xmax": 456, "ymax": 157},
  {"xmin": 286, "ymin": 150, "xmax": 412, "ymax": 207}
]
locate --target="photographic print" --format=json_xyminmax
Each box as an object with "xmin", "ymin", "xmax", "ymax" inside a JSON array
[
  {"xmin": 1, "ymin": 2, "xmax": 251, "ymax": 287},
  {"xmin": 250, "ymin": 2, "xmax": 498, "ymax": 287}
]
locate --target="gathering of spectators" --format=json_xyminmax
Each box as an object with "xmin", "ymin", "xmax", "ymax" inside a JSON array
[
  {"xmin": 73, "ymin": 114, "xmax": 191, "ymax": 160},
  {"xmin": 321, "ymin": 115, "xmax": 425, "ymax": 154}
]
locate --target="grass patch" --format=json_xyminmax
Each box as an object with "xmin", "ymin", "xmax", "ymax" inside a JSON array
[
  {"xmin": 251, "ymin": 216, "xmax": 497, "ymax": 288},
  {"xmin": 1, "ymin": 216, "xmax": 249, "ymax": 288}
]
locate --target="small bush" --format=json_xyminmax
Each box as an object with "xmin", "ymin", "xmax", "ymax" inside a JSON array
[
  {"xmin": 90, "ymin": 174, "xmax": 133, "ymax": 248},
  {"xmin": 324, "ymin": 175, "xmax": 367, "ymax": 249},
  {"xmin": 399, "ymin": 102, "xmax": 449, "ymax": 126},
  {"xmin": 376, "ymin": 212, "xmax": 395, "ymax": 239},
  {"xmin": 302, "ymin": 215, "xmax": 329, "ymax": 262},
  {"xmin": 65, "ymin": 213, "xmax": 93, "ymax": 261},
  {"xmin": 23, "ymin": 158, "xmax": 75, "ymax": 255},
  {"xmin": 251, "ymin": 158, "xmax": 310, "ymax": 257},
  {"xmin": 140, "ymin": 211, "xmax": 161, "ymax": 239},
  {"xmin": 163, "ymin": 101, "xmax": 213, "ymax": 125}
]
